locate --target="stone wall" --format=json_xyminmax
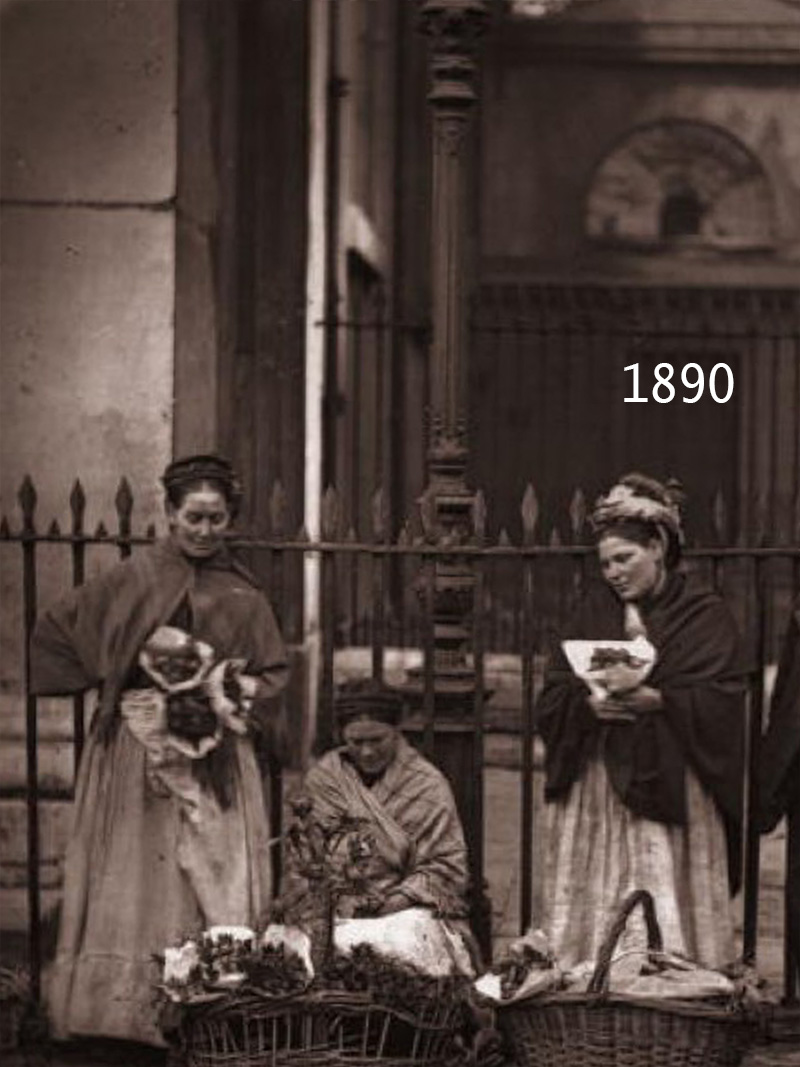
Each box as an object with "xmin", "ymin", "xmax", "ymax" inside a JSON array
[
  {"xmin": 0, "ymin": 0, "xmax": 178, "ymax": 940},
  {"xmin": 1, "ymin": 0, "xmax": 177, "ymax": 523}
]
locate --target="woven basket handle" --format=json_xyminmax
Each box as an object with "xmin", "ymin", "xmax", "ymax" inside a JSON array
[{"xmin": 586, "ymin": 889, "xmax": 664, "ymax": 996}]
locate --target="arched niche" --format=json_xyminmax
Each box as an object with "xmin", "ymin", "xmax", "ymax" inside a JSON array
[{"xmin": 585, "ymin": 119, "xmax": 777, "ymax": 251}]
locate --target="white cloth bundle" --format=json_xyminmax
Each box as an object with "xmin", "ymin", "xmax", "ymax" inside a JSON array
[
  {"xmin": 562, "ymin": 636, "xmax": 656, "ymax": 703},
  {"xmin": 334, "ymin": 907, "xmax": 475, "ymax": 978},
  {"xmin": 473, "ymin": 928, "xmax": 561, "ymax": 1004}
]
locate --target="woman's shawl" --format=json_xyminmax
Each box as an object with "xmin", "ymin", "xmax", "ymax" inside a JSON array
[
  {"xmin": 30, "ymin": 538, "xmax": 288, "ymax": 735},
  {"xmin": 536, "ymin": 571, "xmax": 747, "ymax": 832},
  {"xmin": 760, "ymin": 596, "xmax": 800, "ymax": 832},
  {"xmin": 303, "ymin": 737, "xmax": 469, "ymax": 918}
]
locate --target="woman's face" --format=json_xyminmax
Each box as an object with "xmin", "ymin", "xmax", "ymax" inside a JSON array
[
  {"xmin": 598, "ymin": 534, "xmax": 665, "ymax": 602},
  {"xmin": 342, "ymin": 719, "xmax": 399, "ymax": 778},
  {"xmin": 167, "ymin": 484, "xmax": 231, "ymax": 560}
]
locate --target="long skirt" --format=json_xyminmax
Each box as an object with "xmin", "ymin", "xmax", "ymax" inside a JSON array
[
  {"xmin": 539, "ymin": 757, "xmax": 735, "ymax": 972},
  {"xmin": 46, "ymin": 725, "xmax": 272, "ymax": 1045}
]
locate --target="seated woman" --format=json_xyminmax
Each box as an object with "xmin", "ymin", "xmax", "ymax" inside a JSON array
[
  {"xmin": 298, "ymin": 678, "xmax": 470, "ymax": 925},
  {"xmin": 535, "ymin": 472, "xmax": 747, "ymax": 970}
]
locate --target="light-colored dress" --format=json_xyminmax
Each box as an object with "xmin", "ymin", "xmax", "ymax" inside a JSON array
[
  {"xmin": 47, "ymin": 729, "xmax": 271, "ymax": 1044},
  {"xmin": 540, "ymin": 756, "xmax": 734, "ymax": 970},
  {"xmin": 31, "ymin": 539, "xmax": 288, "ymax": 1045},
  {"xmin": 535, "ymin": 572, "xmax": 745, "ymax": 972}
]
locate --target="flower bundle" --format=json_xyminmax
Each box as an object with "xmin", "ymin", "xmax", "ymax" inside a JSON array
[
  {"xmin": 162, "ymin": 925, "xmax": 313, "ymax": 1004},
  {"xmin": 279, "ymin": 795, "xmax": 376, "ymax": 970},
  {"xmin": 135, "ymin": 625, "xmax": 256, "ymax": 751},
  {"xmin": 161, "ymin": 799, "xmax": 376, "ymax": 1005},
  {"xmin": 562, "ymin": 635, "xmax": 656, "ymax": 706},
  {"xmin": 282, "ymin": 794, "xmax": 374, "ymax": 887},
  {"xmin": 475, "ymin": 927, "xmax": 763, "ymax": 1008},
  {"xmin": 162, "ymin": 927, "xmax": 471, "ymax": 1012},
  {"xmin": 474, "ymin": 930, "xmax": 561, "ymax": 1004},
  {"xmin": 322, "ymin": 944, "xmax": 469, "ymax": 1018}
]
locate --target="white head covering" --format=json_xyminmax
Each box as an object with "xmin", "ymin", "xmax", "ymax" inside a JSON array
[
  {"xmin": 591, "ymin": 482, "xmax": 682, "ymax": 536},
  {"xmin": 591, "ymin": 474, "xmax": 685, "ymax": 557}
]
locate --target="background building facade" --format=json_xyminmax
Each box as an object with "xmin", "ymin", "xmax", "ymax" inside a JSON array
[{"xmin": 1, "ymin": 0, "xmax": 798, "ymax": 984}]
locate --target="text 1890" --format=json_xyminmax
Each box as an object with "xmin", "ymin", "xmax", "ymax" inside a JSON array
[{"xmin": 624, "ymin": 362, "xmax": 734, "ymax": 404}]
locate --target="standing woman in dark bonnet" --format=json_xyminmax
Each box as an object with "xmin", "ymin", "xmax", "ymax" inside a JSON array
[
  {"xmin": 31, "ymin": 455, "xmax": 289, "ymax": 1049},
  {"xmin": 535, "ymin": 473, "xmax": 747, "ymax": 970}
]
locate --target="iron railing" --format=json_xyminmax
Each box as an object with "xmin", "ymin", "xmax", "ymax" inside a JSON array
[{"xmin": 1, "ymin": 476, "xmax": 799, "ymax": 1001}]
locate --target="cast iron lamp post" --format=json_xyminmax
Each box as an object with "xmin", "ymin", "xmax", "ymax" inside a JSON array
[{"xmin": 412, "ymin": 0, "xmax": 492, "ymax": 958}]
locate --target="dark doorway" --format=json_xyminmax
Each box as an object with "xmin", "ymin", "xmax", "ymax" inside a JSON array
[{"xmin": 660, "ymin": 185, "xmax": 705, "ymax": 239}]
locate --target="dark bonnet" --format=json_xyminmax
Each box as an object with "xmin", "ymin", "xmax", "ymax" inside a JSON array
[
  {"xmin": 161, "ymin": 454, "xmax": 243, "ymax": 513},
  {"xmin": 336, "ymin": 678, "xmax": 405, "ymax": 728}
]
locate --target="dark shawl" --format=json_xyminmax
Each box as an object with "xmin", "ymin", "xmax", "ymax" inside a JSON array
[
  {"xmin": 30, "ymin": 538, "xmax": 289, "ymax": 738},
  {"xmin": 536, "ymin": 571, "xmax": 747, "ymax": 835},
  {"xmin": 760, "ymin": 596, "xmax": 800, "ymax": 833}
]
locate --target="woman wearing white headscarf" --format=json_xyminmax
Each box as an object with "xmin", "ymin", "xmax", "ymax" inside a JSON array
[{"xmin": 535, "ymin": 473, "xmax": 747, "ymax": 970}]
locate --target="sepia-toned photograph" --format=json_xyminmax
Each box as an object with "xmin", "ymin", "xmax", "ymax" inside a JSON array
[{"xmin": 1, "ymin": 2, "xmax": 799, "ymax": 1065}]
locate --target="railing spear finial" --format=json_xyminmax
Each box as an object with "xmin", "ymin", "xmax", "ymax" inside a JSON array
[
  {"xmin": 70, "ymin": 479, "xmax": 86, "ymax": 535},
  {"xmin": 321, "ymin": 486, "xmax": 340, "ymax": 542},
  {"xmin": 270, "ymin": 481, "xmax": 287, "ymax": 539},
  {"xmin": 115, "ymin": 477, "xmax": 133, "ymax": 538},
  {"xmin": 19, "ymin": 476, "xmax": 37, "ymax": 535},
  {"xmin": 521, "ymin": 484, "xmax": 539, "ymax": 546}
]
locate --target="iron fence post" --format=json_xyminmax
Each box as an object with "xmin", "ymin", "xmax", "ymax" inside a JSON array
[
  {"xmin": 410, "ymin": 0, "xmax": 493, "ymax": 960},
  {"xmin": 20, "ymin": 477, "xmax": 42, "ymax": 1000}
]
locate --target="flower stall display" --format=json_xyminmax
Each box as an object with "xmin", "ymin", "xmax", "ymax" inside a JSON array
[{"xmin": 160, "ymin": 796, "xmax": 470, "ymax": 1067}]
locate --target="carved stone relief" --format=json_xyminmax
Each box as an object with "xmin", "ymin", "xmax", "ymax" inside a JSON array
[{"xmin": 585, "ymin": 119, "xmax": 777, "ymax": 250}]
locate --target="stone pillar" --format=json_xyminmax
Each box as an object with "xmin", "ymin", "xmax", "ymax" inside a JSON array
[{"xmin": 413, "ymin": 0, "xmax": 492, "ymax": 958}]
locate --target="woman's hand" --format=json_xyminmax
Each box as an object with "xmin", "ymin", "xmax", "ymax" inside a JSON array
[
  {"xmin": 236, "ymin": 673, "xmax": 260, "ymax": 713},
  {"xmin": 587, "ymin": 691, "xmax": 637, "ymax": 722},
  {"xmin": 205, "ymin": 659, "xmax": 250, "ymax": 734},
  {"xmin": 378, "ymin": 892, "xmax": 411, "ymax": 916},
  {"xmin": 603, "ymin": 662, "xmax": 644, "ymax": 695},
  {"xmin": 613, "ymin": 684, "xmax": 663, "ymax": 714}
]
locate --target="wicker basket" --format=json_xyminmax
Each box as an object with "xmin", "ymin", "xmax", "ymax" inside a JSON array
[
  {"xmin": 0, "ymin": 968, "xmax": 29, "ymax": 1053},
  {"xmin": 179, "ymin": 987, "xmax": 462, "ymax": 1067},
  {"xmin": 496, "ymin": 890, "xmax": 757, "ymax": 1067}
]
